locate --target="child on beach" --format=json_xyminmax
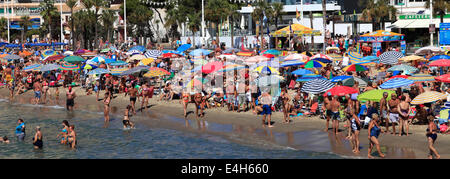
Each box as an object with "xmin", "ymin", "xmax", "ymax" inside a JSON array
[{"xmin": 123, "ymin": 105, "xmax": 135, "ymax": 129}]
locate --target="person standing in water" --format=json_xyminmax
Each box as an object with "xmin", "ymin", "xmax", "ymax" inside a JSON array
[
  {"xmin": 32, "ymin": 126, "xmax": 43, "ymax": 149},
  {"xmin": 258, "ymin": 91, "xmax": 273, "ymax": 128},
  {"xmin": 15, "ymin": 119, "xmax": 26, "ymax": 141},
  {"xmin": 67, "ymin": 125, "xmax": 77, "ymax": 149},
  {"xmin": 127, "ymin": 83, "xmax": 138, "ymax": 115},
  {"xmin": 104, "ymin": 91, "xmax": 111, "ymax": 122},
  {"xmin": 66, "ymin": 86, "xmax": 76, "ymax": 111},
  {"xmin": 368, "ymin": 113, "xmax": 385, "ymax": 158},
  {"xmin": 426, "ymin": 116, "xmax": 440, "ymax": 159},
  {"xmin": 123, "ymin": 105, "xmax": 135, "ymax": 129},
  {"xmin": 57, "ymin": 120, "xmax": 70, "ymax": 145}
]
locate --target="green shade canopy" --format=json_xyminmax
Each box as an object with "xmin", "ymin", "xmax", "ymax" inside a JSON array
[
  {"xmin": 64, "ymin": 56, "xmax": 85, "ymax": 64},
  {"xmin": 357, "ymin": 89, "xmax": 396, "ymax": 102}
]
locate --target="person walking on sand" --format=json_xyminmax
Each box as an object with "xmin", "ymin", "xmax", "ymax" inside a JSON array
[
  {"xmin": 140, "ymin": 83, "xmax": 151, "ymax": 111},
  {"xmin": 66, "ymin": 86, "xmax": 76, "ymax": 111},
  {"xmin": 182, "ymin": 89, "xmax": 190, "ymax": 118},
  {"xmin": 194, "ymin": 90, "xmax": 203, "ymax": 118},
  {"xmin": 388, "ymin": 93, "xmax": 400, "ymax": 135},
  {"xmin": 32, "ymin": 126, "xmax": 43, "ymax": 149},
  {"xmin": 426, "ymin": 116, "xmax": 440, "ymax": 159},
  {"xmin": 330, "ymin": 95, "xmax": 341, "ymax": 134},
  {"xmin": 33, "ymin": 79, "xmax": 42, "ymax": 105},
  {"xmin": 398, "ymin": 96, "xmax": 411, "ymax": 136},
  {"xmin": 128, "ymin": 83, "xmax": 138, "ymax": 115},
  {"xmin": 368, "ymin": 113, "xmax": 385, "ymax": 158},
  {"xmin": 15, "ymin": 119, "xmax": 26, "ymax": 141},
  {"xmin": 104, "ymin": 91, "xmax": 111, "ymax": 122},
  {"xmin": 123, "ymin": 105, "xmax": 135, "ymax": 129},
  {"xmin": 380, "ymin": 92, "xmax": 389, "ymax": 133},
  {"xmin": 349, "ymin": 108, "xmax": 361, "ymax": 154},
  {"xmin": 258, "ymin": 91, "xmax": 273, "ymax": 128},
  {"xmin": 67, "ymin": 125, "xmax": 77, "ymax": 149}
]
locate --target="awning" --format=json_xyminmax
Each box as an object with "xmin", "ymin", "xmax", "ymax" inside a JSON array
[{"xmin": 389, "ymin": 18, "xmax": 450, "ymax": 29}]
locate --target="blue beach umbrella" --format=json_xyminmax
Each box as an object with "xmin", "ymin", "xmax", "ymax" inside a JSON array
[
  {"xmin": 362, "ymin": 56, "xmax": 379, "ymax": 61},
  {"xmin": 189, "ymin": 49, "xmax": 212, "ymax": 56},
  {"xmin": 330, "ymin": 75, "xmax": 352, "ymax": 82},
  {"xmin": 176, "ymin": 44, "xmax": 192, "ymax": 52},
  {"xmin": 291, "ymin": 69, "xmax": 314, "ymax": 76},
  {"xmin": 109, "ymin": 60, "xmax": 128, "ymax": 66},
  {"xmin": 87, "ymin": 68, "xmax": 110, "ymax": 75},
  {"xmin": 281, "ymin": 60, "xmax": 305, "ymax": 67},
  {"xmin": 128, "ymin": 45, "xmax": 146, "ymax": 52},
  {"xmin": 296, "ymin": 74, "xmax": 326, "ymax": 82},
  {"xmin": 430, "ymin": 55, "xmax": 450, "ymax": 61},
  {"xmin": 380, "ymin": 78, "xmax": 414, "ymax": 89}
]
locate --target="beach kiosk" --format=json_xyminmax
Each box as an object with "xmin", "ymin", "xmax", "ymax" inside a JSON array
[
  {"xmin": 270, "ymin": 23, "xmax": 321, "ymax": 52},
  {"xmin": 358, "ymin": 30, "xmax": 406, "ymax": 56}
]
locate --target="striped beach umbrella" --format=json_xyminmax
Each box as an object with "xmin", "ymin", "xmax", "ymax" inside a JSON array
[
  {"xmin": 387, "ymin": 64, "xmax": 418, "ymax": 73},
  {"xmin": 348, "ymin": 51, "xmax": 364, "ymax": 64},
  {"xmin": 144, "ymin": 50, "xmax": 163, "ymax": 59},
  {"xmin": 304, "ymin": 60, "xmax": 326, "ymax": 68},
  {"xmin": 435, "ymin": 73, "xmax": 450, "ymax": 83},
  {"xmin": 407, "ymin": 73, "xmax": 435, "ymax": 83},
  {"xmin": 143, "ymin": 67, "xmax": 171, "ymax": 78},
  {"xmin": 291, "ymin": 69, "xmax": 314, "ymax": 76},
  {"xmin": 357, "ymin": 89, "xmax": 395, "ymax": 102},
  {"xmin": 379, "ymin": 51, "xmax": 404, "ymax": 65},
  {"xmin": 411, "ymin": 91, "xmax": 447, "ymax": 105},
  {"xmin": 281, "ymin": 60, "xmax": 305, "ymax": 67},
  {"xmin": 301, "ymin": 79, "xmax": 334, "ymax": 94},
  {"xmin": 324, "ymin": 85, "xmax": 359, "ymax": 96},
  {"xmin": 296, "ymin": 74, "xmax": 327, "ymax": 82},
  {"xmin": 64, "ymin": 56, "xmax": 85, "ymax": 64},
  {"xmin": 330, "ymin": 76, "xmax": 352, "ymax": 82},
  {"xmin": 311, "ymin": 54, "xmax": 332, "ymax": 63},
  {"xmin": 24, "ymin": 64, "xmax": 42, "ymax": 72},
  {"xmin": 328, "ymin": 54, "xmax": 342, "ymax": 61},
  {"xmin": 429, "ymin": 59, "xmax": 450, "ymax": 67},
  {"xmin": 59, "ymin": 63, "xmax": 79, "ymax": 71},
  {"xmin": 342, "ymin": 64, "xmax": 368, "ymax": 72},
  {"xmin": 387, "ymin": 75, "xmax": 410, "ymax": 81},
  {"xmin": 87, "ymin": 68, "xmax": 110, "ymax": 75},
  {"xmin": 380, "ymin": 78, "xmax": 414, "ymax": 89},
  {"xmin": 254, "ymin": 66, "xmax": 280, "ymax": 75},
  {"xmin": 110, "ymin": 68, "xmax": 128, "ymax": 76},
  {"xmin": 236, "ymin": 51, "xmax": 254, "ymax": 57},
  {"xmin": 429, "ymin": 55, "xmax": 450, "ymax": 61},
  {"xmin": 110, "ymin": 60, "xmax": 128, "ymax": 66}
]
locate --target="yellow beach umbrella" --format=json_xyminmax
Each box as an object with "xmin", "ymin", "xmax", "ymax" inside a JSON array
[
  {"xmin": 139, "ymin": 58, "xmax": 155, "ymax": 66},
  {"xmin": 128, "ymin": 54, "xmax": 146, "ymax": 62},
  {"xmin": 253, "ymin": 66, "xmax": 280, "ymax": 75},
  {"xmin": 411, "ymin": 91, "xmax": 447, "ymax": 104},
  {"xmin": 399, "ymin": 55, "xmax": 426, "ymax": 62}
]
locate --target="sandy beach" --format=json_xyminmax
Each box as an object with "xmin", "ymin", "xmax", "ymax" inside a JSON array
[{"xmin": 1, "ymin": 86, "xmax": 450, "ymax": 159}]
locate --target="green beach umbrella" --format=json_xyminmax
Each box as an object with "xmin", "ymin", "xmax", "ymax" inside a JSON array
[
  {"xmin": 84, "ymin": 64, "xmax": 93, "ymax": 70},
  {"xmin": 59, "ymin": 63, "xmax": 80, "ymax": 71},
  {"xmin": 304, "ymin": 60, "xmax": 326, "ymax": 68},
  {"xmin": 357, "ymin": 89, "xmax": 396, "ymax": 102},
  {"xmin": 64, "ymin": 56, "xmax": 85, "ymax": 64}
]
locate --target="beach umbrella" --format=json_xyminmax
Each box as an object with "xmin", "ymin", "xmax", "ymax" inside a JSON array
[
  {"xmin": 236, "ymin": 51, "xmax": 253, "ymax": 57},
  {"xmin": 87, "ymin": 68, "xmax": 110, "ymax": 75},
  {"xmin": 407, "ymin": 73, "xmax": 435, "ymax": 83},
  {"xmin": 357, "ymin": 89, "xmax": 395, "ymax": 102},
  {"xmin": 83, "ymin": 64, "xmax": 93, "ymax": 70},
  {"xmin": 19, "ymin": 50, "xmax": 32, "ymax": 57},
  {"xmin": 127, "ymin": 50, "xmax": 142, "ymax": 55},
  {"xmin": 415, "ymin": 46, "xmax": 445, "ymax": 56},
  {"xmin": 3, "ymin": 54, "xmax": 20, "ymax": 60},
  {"xmin": 144, "ymin": 50, "xmax": 163, "ymax": 59},
  {"xmin": 292, "ymin": 69, "xmax": 314, "ymax": 76},
  {"xmin": 59, "ymin": 63, "xmax": 80, "ymax": 71},
  {"xmin": 254, "ymin": 66, "xmax": 280, "ymax": 75},
  {"xmin": 262, "ymin": 54, "xmax": 275, "ymax": 59},
  {"xmin": 110, "ymin": 60, "xmax": 128, "ymax": 66},
  {"xmin": 143, "ymin": 67, "xmax": 171, "ymax": 78},
  {"xmin": 328, "ymin": 54, "xmax": 343, "ymax": 61},
  {"xmin": 330, "ymin": 76, "xmax": 352, "ymax": 82},
  {"xmin": 284, "ymin": 53, "xmax": 309, "ymax": 61},
  {"xmin": 63, "ymin": 51, "xmax": 73, "ymax": 56},
  {"xmin": 261, "ymin": 49, "xmax": 281, "ymax": 56},
  {"xmin": 324, "ymin": 85, "xmax": 359, "ymax": 96},
  {"xmin": 217, "ymin": 63, "xmax": 247, "ymax": 73},
  {"xmin": 190, "ymin": 49, "xmax": 212, "ymax": 56},
  {"xmin": 24, "ymin": 64, "xmax": 42, "ymax": 72},
  {"xmin": 435, "ymin": 73, "xmax": 450, "ymax": 83},
  {"xmin": 362, "ymin": 56, "xmax": 379, "ymax": 61},
  {"xmin": 411, "ymin": 91, "xmax": 447, "ymax": 105},
  {"xmin": 161, "ymin": 53, "xmax": 181, "ymax": 58},
  {"xmin": 162, "ymin": 50, "xmax": 185, "ymax": 56},
  {"xmin": 41, "ymin": 49, "xmax": 57, "ymax": 58},
  {"xmin": 44, "ymin": 54, "xmax": 65, "ymax": 62},
  {"xmin": 387, "ymin": 75, "xmax": 410, "ymax": 81},
  {"xmin": 311, "ymin": 54, "xmax": 332, "ymax": 63},
  {"xmin": 380, "ymin": 78, "xmax": 414, "ymax": 89},
  {"xmin": 257, "ymin": 75, "xmax": 282, "ymax": 87},
  {"xmin": 281, "ymin": 60, "xmax": 305, "ymax": 67},
  {"xmin": 399, "ymin": 55, "xmax": 426, "ymax": 62},
  {"xmin": 121, "ymin": 66, "xmax": 150, "ymax": 76},
  {"xmin": 110, "ymin": 68, "xmax": 128, "ymax": 76},
  {"xmin": 348, "ymin": 51, "xmax": 364, "ymax": 63},
  {"xmin": 218, "ymin": 54, "xmax": 238, "ymax": 60},
  {"xmin": 192, "ymin": 61, "xmax": 223, "ymax": 74},
  {"xmin": 139, "ymin": 58, "xmax": 155, "ymax": 66},
  {"xmin": 342, "ymin": 77, "xmax": 368, "ymax": 87},
  {"xmin": 303, "ymin": 60, "xmax": 326, "ymax": 68},
  {"xmin": 129, "ymin": 54, "xmax": 146, "ymax": 61},
  {"xmin": 379, "ymin": 51, "xmax": 404, "ymax": 65},
  {"xmin": 128, "ymin": 45, "xmax": 146, "ymax": 52},
  {"xmin": 64, "ymin": 56, "xmax": 85, "ymax": 63},
  {"xmin": 342, "ymin": 64, "xmax": 368, "ymax": 72},
  {"xmin": 185, "ymin": 78, "xmax": 209, "ymax": 88},
  {"xmin": 296, "ymin": 74, "xmax": 327, "ymax": 82},
  {"xmin": 90, "ymin": 56, "xmax": 106, "ymax": 63},
  {"xmin": 246, "ymin": 56, "xmax": 269, "ymax": 64},
  {"xmin": 104, "ymin": 58, "xmax": 116, "ymax": 64},
  {"xmin": 39, "ymin": 64, "xmax": 60, "ymax": 72},
  {"xmin": 250, "ymin": 61, "xmax": 280, "ymax": 69},
  {"xmin": 223, "ymin": 48, "xmax": 240, "ymax": 54},
  {"xmin": 429, "ymin": 55, "xmax": 450, "ymax": 61},
  {"xmin": 387, "ymin": 64, "xmax": 418, "ymax": 73},
  {"xmin": 177, "ymin": 44, "xmax": 192, "ymax": 52},
  {"xmin": 301, "ymin": 79, "xmax": 335, "ymax": 94},
  {"xmin": 429, "ymin": 59, "xmax": 450, "ymax": 67}
]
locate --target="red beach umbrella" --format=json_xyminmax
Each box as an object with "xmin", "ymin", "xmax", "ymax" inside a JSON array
[
  {"xmin": 324, "ymin": 85, "xmax": 359, "ymax": 96},
  {"xmin": 429, "ymin": 59, "xmax": 450, "ymax": 67},
  {"xmin": 387, "ymin": 75, "xmax": 410, "ymax": 81},
  {"xmin": 435, "ymin": 73, "xmax": 450, "ymax": 83}
]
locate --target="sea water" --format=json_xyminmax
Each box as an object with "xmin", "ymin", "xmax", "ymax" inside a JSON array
[{"xmin": 0, "ymin": 100, "xmax": 342, "ymax": 159}]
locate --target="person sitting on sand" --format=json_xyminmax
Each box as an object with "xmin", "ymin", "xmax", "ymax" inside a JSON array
[
  {"xmin": 0, "ymin": 136, "xmax": 10, "ymax": 144},
  {"xmin": 426, "ymin": 115, "xmax": 440, "ymax": 159},
  {"xmin": 123, "ymin": 105, "xmax": 135, "ymax": 129},
  {"xmin": 368, "ymin": 113, "xmax": 385, "ymax": 158}
]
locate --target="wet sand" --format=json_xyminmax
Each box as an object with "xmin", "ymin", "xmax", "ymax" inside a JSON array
[{"xmin": 2, "ymin": 86, "xmax": 450, "ymax": 159}]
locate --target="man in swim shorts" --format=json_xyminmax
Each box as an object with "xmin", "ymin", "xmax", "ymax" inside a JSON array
[
  {"xmin": 388, "ymin": 93, "xmax": 400, "ymax": 135},
  {"xmin": 33, "ymin": 80, "xmax": 42, "ymax": 104}
]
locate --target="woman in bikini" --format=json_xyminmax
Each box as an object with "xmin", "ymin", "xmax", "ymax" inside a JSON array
[
  {"xmin": 426, "ymin": 116, "xmax": 440, "ymax": 159},
  {"xmin": 104, "ymin": 91, "xmax": 111, "ymax": 122},
  {"xmin": 280, "ymin": 88, "xmax": 291, "ymax": 124},
  {"xmin": 368, "ymin": 113, "xmax": 385, "ymax": 158},
  {"xmin": 42, "ymin": 78, "xmax": 49, "ymax": 103},
  {"xmin": 67, "ymin": 125, "xmax": 77, "ymax": 149},
  {"xmin": 56, "ymin": 120, "xmax": 69, "ymax": 145},
  {"xmin": 182, "ymin": 89, "xmax": 190, "ymax": 118},
  {"xmin": 349, "ymin": 108, "xmax": 361, "ymax": 154},
  {"xmin": 140, "ymin": 83, "xmax": 150, "ymax": 111}
]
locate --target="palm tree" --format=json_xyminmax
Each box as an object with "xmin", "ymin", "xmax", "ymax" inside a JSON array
[
  {"xmin": 228, "ymin": 3, "xmax": 242, "ymax": 48},
  {"xmin": 101, "ymin": 9, "xmax": 116, "ymax": 43},
  {"xmin": 270, "ymin": 2, "xmax": 285, "ymax": 31},
  {"xmin": 40, "ymin": 0, "xmax": 59, "ymax": 41},
  {"xmin": 252, "ymin": 0, "xmax": 269, "ymax": 50},
  {"xmin": 0, "ymin": 18, "xmax": 8, "ymax": 40},
  {"xmin": 206, "ymin": 0, "xmax": 231, "ymax": 46},
  {"xmin": 425, "ymin": 0, "xmax": 450, "ymax": 24},
  {"xmin": 187, "ymin": 12, "xmax": 201, "ymax": 48},
  {"xmin": 362, "ymin": 0, "xmax": 396, "ymax": 31},
  {"xmin": 19, "ymin": 16, "xmax": 32, "ymax": 43},
  {"xmin": 66, "ymin": 0, "xmax": 77, "ymax": 50}
]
